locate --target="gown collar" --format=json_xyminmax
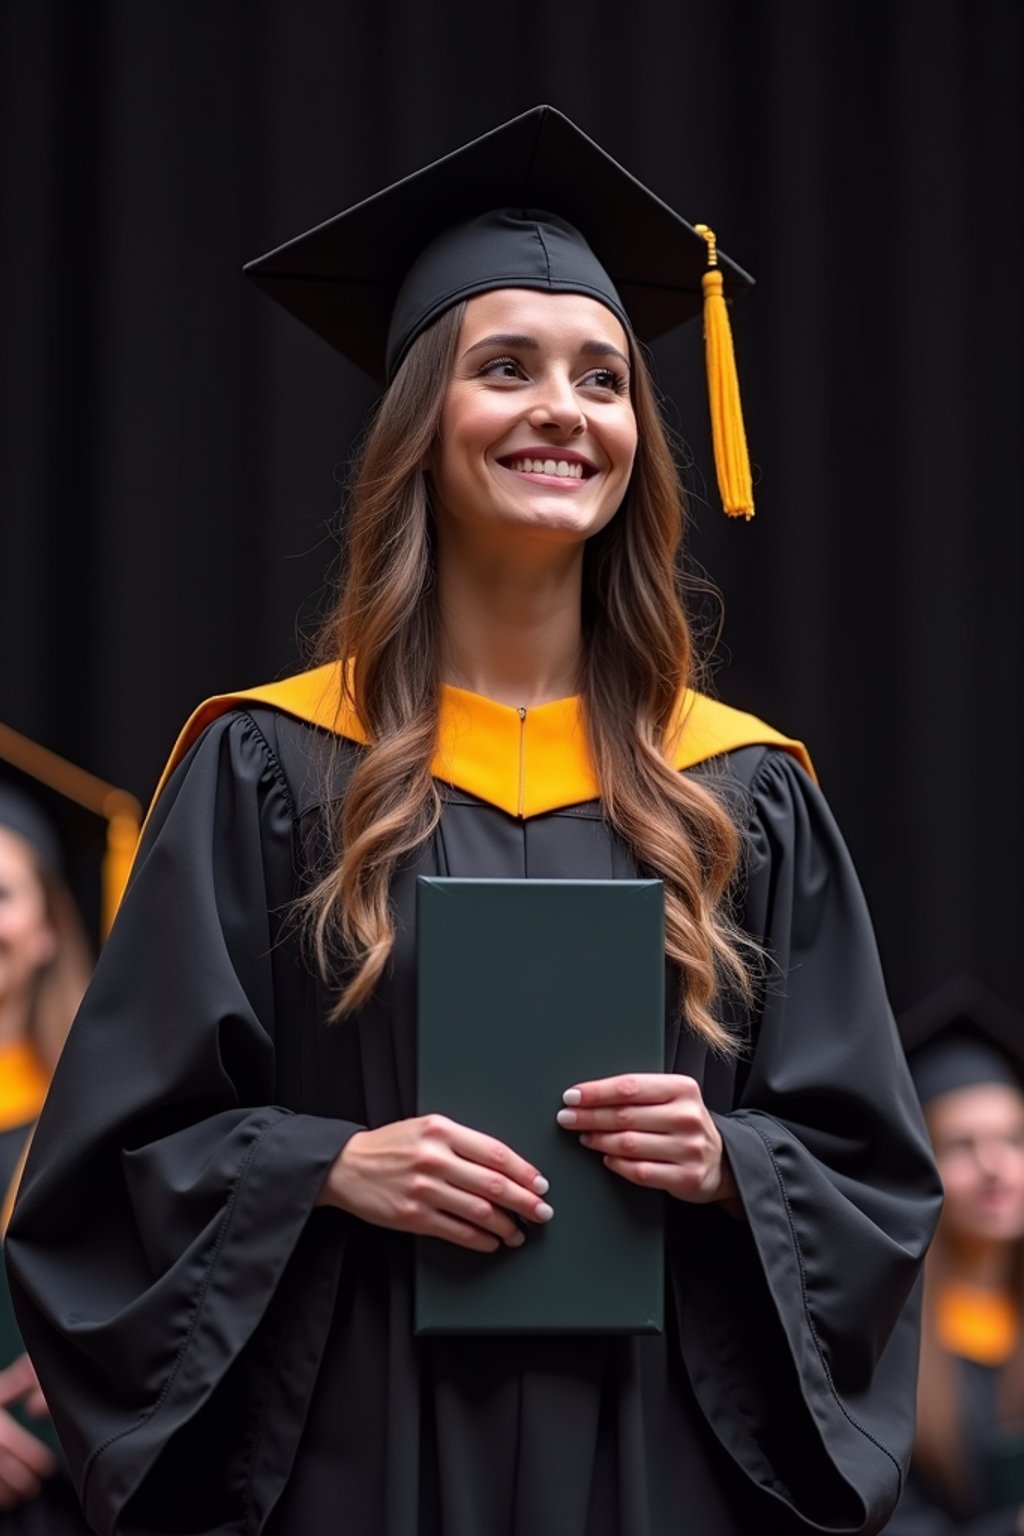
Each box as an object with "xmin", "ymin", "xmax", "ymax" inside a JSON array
[{"xmin": 154, "ymin": 662, "xmax": 814, "ymax": 822}]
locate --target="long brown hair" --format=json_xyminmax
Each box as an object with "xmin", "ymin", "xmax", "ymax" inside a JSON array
[
  {"xmin": 0, "ymin": 829, "xmax": 93, "ymax": 1072},
  {"xmin": 31, "ymin": 866, "xmax": 93, "ymax": 1070},
  {"xmin": 307, "ymin": 302, "xmax": 753, "ymax": 1048}
]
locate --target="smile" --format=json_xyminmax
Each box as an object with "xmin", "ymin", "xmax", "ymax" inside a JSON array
[{"xmin": 501, "ymin": 457, "xmax": 591, "ymax": 480}]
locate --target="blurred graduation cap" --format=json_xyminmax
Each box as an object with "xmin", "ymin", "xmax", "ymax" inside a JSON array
[
  {"xmin": 900, "ymin": 976, "xmax": 1024, "ymax": 1108},
  {"xmin": 245, "ymin": 103, "xmax": 757, "ymax": 518},
  {"xmin": 0, "ymin": 720, "xmax": 142, "ymax": 946}
]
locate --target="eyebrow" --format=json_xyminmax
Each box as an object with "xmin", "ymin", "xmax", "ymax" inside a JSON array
[{"xmin": 462, "ymin": 332, "xmax": 631, "ymax": 370}]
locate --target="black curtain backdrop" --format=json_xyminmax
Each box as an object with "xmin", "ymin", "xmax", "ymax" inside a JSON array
[{"xmin": 1, "ymin": 0, "xmax": 1020, "ymax": 1016}]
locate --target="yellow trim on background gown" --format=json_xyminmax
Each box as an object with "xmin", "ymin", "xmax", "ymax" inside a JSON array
[
  {"xmin": 938, "ymin": 1283, "xmax": 1020, "ymax": 1367},
  {"xmin": 0, "ymin": 1039, "xmax": 48, "ymax": 1135}
]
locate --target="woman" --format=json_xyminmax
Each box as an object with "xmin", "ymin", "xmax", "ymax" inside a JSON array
[
  {"xmin": 6, "ymin": 106, "xmax": 941, "ymax": 1536},
  {"xmin": 0, "ymin": 786, "xmax": 92, "ymax": 1531},
  {"xmin": 888, "ymin": 982, "xmax": 1024, "ymax": 1536}
]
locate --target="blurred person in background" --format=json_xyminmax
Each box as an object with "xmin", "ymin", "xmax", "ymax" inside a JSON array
[
  {"xmin": 0, "ymin": 785, "xmax": 92, "ymax": 1532},
  {"xmin": 888, "ymin": 980, "xmax": 1024, "ymax": 1536}
]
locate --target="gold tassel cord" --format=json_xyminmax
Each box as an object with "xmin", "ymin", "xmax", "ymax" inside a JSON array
[
  {"xmin": 694, "ymin": 224, "xmax": 754, "ymax": 520},
  {"xmin": 102, "ymin": 797, "xmax": 144, "ymax": 938}
]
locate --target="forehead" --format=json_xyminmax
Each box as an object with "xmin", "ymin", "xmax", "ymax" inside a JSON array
[
  {"xmin": 0, "ymin": 824, "xmax": 42, "ymax": 881},
  {"xmin": 928, "ymin": 1081, "xmax": 1024, "ymax": 1138},
  {"xmin": 457, "ymin": 288, "xmax": 631, "ymax": 355}
]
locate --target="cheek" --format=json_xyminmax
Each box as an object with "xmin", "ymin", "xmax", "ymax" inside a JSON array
[
  {"xmin": 608, "ymin": 417, "xmax": 638, "ymax": 479},
  {"xmin": 439, "ymin": 395, "xmax": 516, "ymax": 456},
  {"xmin": 0, "ymin": 907, "xmax": 53, "ymax": 961},
  {"xmin": 938, "ymin": 1165, "xmax": 977, "ymax": 1211},
  {"xmin": 433, "ymin": 421, "xmax": 493, "ymax": 496}
]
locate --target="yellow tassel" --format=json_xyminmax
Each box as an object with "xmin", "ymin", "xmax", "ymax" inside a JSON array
[
  {"xmin": 101, "ymin": 794, "xmax": 143, "ymax": 939},
  {"xmin": 695, "ymin": 224, "xmax": 754, "ymax": 519}
]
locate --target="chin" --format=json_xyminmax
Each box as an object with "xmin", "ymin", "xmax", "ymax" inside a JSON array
[
  {"xmin": 508, "ymin": 494, "xmax": 620, "ymax": 537},
  {"xmin": 969, "ymin": 1213, "xmax": 1024, "ymax": 1243}
]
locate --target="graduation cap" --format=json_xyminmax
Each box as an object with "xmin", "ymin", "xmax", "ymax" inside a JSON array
[
  {"xmin": 900, "ymin": 976, "xmax": 1024, "ymax": 1109},
  {"xmin": 244, "ymin": 104, "xmax": 756, "ymax": 518},
  {"xmin": 0, "ymin": 721, "xmax": 143, "ymax": 946}
]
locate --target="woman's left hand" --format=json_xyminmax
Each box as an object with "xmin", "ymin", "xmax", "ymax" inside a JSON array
[{"xmin": 556, "ymin": 1073, "xmax": 741, "ymax": 1208}]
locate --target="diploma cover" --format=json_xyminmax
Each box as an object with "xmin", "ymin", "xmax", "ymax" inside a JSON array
[{"xmin": 415, "ymin": 878, "xmax": 665, "ymax": 1335}]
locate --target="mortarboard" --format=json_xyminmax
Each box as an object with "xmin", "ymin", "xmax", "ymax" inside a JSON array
[
  {"xmin": 0, "ymin": 782, "xmax": 61, "ymax": 876},
  {"xmin": 900, "ymin": 976, "xmax": 1024, "ymax": 1110},
  {"xmin": 244, "ymin": 104, "xmax": 756, "ymax": 518}
]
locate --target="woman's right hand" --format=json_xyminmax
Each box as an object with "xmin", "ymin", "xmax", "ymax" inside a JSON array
[
  {"xmin": 318, "ymin": 1115, "xmax": 553, "ymax": 1253},
  {"xmin": 0, "ymin": 1355, "xmax": 58, "ymax": 1510}
]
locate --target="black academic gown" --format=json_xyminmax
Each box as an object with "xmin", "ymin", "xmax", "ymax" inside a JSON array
[
  {"xmin": 5, "ymin": 707, "xmax": 941, "ymax": 1536},
  {"xmin": 884, "ymin": 1357, "xmax": 1024, "ymax": 1536}
]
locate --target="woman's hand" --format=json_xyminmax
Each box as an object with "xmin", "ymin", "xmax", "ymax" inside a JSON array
[
  {"xmin": 0, "ymin": 1355, "xmax": 57, "ymax": 1510},
  {"xmin": 557, "ymin": 1073, "xmax": 742, "ymax": 1209},
  {"xmin": 318, "ymin": 1115, "xmax": 554, "ymax": 1253}
]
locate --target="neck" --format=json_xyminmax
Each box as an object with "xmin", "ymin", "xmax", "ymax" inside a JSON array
[
  {"xmin": 435, "ymin": 521, "xmax": 585, "ymax": 709},
  {"xmin": 946, "ymin": 1234, "xmax": 1017, "ymax": 1292},
  {"xmin": 0, "ymin": 995, "xmax": 33, "ymax": 1050}
]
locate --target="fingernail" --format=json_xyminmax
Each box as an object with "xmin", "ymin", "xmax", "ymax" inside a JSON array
[
  {"xmin": 562, "ymin": 1088, "xmax": 582, "ymax": 1106},
  {"xmin": 506, "ymin": 1230, "xmax": 526, "ymax": 1248},
  {"xmin": 556, "ymin": 1108, "xmax": 577, "ymax": 1127},
  {"xmin": 535, "ymin": 1202, "xmax": 554, "ymax": 1222},
  {"xmin": 579, "ymin": 1133, "xmax": 591, "ymax": 1147},
  {"xmin": 533, "ymin": 1175, "xmax": 550, "ymax": 1196}
]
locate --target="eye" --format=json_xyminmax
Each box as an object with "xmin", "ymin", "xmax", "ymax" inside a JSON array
[
  {"xmin": 581, "ymin": 366, "xmax": 629, "ymax": 395},
  {"xmin": 478, "ymin": 355, "xmax": 527, "ymax": 381}
]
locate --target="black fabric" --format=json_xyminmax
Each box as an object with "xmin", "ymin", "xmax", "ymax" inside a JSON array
[
  {"xmin": 0, "ymin": 1474, "xmax": 93, "ymax": 1536},
  {"xmin": 6, "ymin": 709, "xmax": 940, "ymax": 1536},
  {"xmin": 243, "ymin": 104, "xmax": 752, "ymax": 383},
  {"xmin": 0, "ymin": 789, "xmax": 60, "ymax": 877},
  {"xmin": 384, "ymin": 206, "xmax": 633, "ymax": 382},
  {"xmin": 901, "ymin": 980, "xmax": 1024, "ymax": 1108},
  {"xmin": 910, "ymin": 1036, "xmax": 1021, "ymax": 1110},
  {"xmin": 0, "ymin": 1128, "xmax": 29, "ymax": 1202}
]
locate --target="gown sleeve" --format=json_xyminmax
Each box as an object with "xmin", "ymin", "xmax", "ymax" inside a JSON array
[
  {"xmin": 675, "ymin": 748, "xmax": 943, "ymax": 1536},
  {"xmin": 3, "ymin": 711, "xmax": 362, "ymax": 1535}
]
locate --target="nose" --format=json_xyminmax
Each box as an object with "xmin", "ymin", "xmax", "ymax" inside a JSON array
[
  {"xmin": 975, "ymin": 1139, "xmax": 1014, "ymax": 1181},
  {"xmin": 528, "ymin": 371, "xmax": 585, "ymax": 437}
]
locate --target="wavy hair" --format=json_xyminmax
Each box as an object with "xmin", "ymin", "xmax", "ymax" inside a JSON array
[{"xmin": 306, "ymin": 301, "xmax": 753, "ymax": 1050}]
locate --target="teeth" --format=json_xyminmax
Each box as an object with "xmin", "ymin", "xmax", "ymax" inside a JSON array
[{"xmin": 508, "ymin": 458, "xmax": 584, "ymax": 479}]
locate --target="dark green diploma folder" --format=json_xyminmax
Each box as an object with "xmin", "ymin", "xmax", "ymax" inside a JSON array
[{"xmin": 415, "ymin": 878, "xmax": 665, "ymax": 1335}]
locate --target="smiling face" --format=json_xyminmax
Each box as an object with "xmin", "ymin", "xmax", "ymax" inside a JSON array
[
  {"xmin": 427, "ymin": 289, "xmax": 638, "ymax": 548},
  {"xmin": 928, "ymin": 1082, "xmax": 1024, "ymax": 1248}
]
